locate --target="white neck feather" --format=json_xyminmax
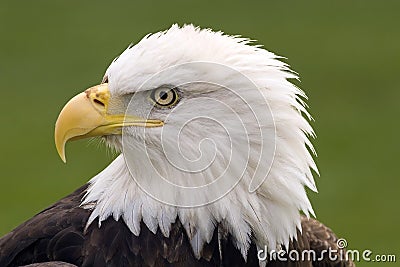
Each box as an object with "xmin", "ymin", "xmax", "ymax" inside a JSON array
[{"xmin": 82, "ymin": 105, "xmax": 317, "ymax": 260}]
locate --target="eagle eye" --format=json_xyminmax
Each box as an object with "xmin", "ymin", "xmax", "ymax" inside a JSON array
[{"xmin": 149, "ymin": 87, "xmax": 179, "ymax": 107}]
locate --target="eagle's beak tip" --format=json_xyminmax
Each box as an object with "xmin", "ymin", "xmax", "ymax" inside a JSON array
[{"xmin": 56, "ymin": 142, "xmax": 67, "ymax": 163}]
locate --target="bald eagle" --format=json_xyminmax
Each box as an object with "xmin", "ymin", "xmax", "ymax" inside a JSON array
[{"xmin": 0, "ymin": 25, "xmax": 354, "ymax": 267}]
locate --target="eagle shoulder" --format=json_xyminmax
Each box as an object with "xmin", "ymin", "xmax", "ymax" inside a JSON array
[
  {"xmin": 297, "ymin": 216, "xmax": 355, "ymax": 267},
  {"xmin": 0, "ymin": 185, "xmax": 89, "ymax": 267}
]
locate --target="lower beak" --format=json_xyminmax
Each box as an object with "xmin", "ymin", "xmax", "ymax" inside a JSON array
[{"xmin": 54, "ymin": 83, "xmax": 163, "ymax": 162}]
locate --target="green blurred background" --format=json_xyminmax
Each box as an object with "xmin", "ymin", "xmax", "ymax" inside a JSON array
[{"xmin": 0, "ymin": 1, "xmax": 398, "ymax": 265}]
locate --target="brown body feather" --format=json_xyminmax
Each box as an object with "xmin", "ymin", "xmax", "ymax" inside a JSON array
[{"xmin": 0, "ymin": 186, "xmax": 354, "ymax": 267}]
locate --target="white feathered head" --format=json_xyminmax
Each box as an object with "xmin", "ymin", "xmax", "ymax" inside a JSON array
[{"xmin": 55, "ymin": 24, "xmax": 318, "ymax": 259}]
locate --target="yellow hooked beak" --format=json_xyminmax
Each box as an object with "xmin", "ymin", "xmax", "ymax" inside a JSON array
[{"xmin": 55, "ymin": 83, "xmax": 163, "ymax": 163}]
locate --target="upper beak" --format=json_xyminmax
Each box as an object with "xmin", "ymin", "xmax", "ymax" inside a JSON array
[{"xmin": 55, "ymin": 83, "xmax": 163, "ymax": 163}]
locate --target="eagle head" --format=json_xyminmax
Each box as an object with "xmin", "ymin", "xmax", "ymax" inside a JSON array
[{"xmin": 54, "ymin": 24, "xmax": 317, "ymax": 258}]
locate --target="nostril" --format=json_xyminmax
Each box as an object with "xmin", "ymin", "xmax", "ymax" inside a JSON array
[{"xmin": 93, "ymin": 99, "xmax": 105, "ymax": 107}]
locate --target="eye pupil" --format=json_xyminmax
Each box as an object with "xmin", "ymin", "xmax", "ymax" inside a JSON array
[
  {"xmin": 159, "ymin": 91, "xmax": 168, "ymax": 100},
  {"xmin": 150, "ymin": 87, "xmax": 179, "ymax": 107}
]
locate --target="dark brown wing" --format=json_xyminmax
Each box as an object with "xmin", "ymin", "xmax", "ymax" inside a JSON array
[
  {"xmin": 0, "ymin": 185, "xmax": 89, "ymax": 267},
  {"xmin": 256, "ymin": 216, "xmax": 355, "ymax": 267},
  {"xmin": 299, "ymin": 216, "xmax": 355, "ymax": 267}
]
